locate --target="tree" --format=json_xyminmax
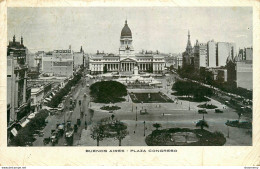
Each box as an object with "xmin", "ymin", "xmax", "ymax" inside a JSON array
[
  {"xmin": 90, "ymin": 81, "xmax": 127, "ymax": 103},
  {"xmin": 196, "ymin": 119, "xmax": 209, "ymax": 130},
  {"xmin": 153, "ymin": 123, "xmax": 162, "ymax": 130},
  {"xmin": 113, "ymin": 121, "xmax": 128, "ymax": 146},
  {"xmin": 91, "ymin": 124, "xmax": 105, "ymax": 146}
]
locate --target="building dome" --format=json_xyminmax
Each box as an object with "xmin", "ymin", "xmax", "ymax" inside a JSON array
[{"xmin": 121, "ymin": 20, "xmax": 132, "ymax": 37}]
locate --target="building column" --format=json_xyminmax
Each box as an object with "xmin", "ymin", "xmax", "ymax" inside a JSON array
[{"xmin": 23, "ymin": 71, "xmax": 27, "ymax": 103}]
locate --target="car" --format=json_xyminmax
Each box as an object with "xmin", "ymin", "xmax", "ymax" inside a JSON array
[
  {"xmin": 84, "ymin": 93, "xmax": 87, "ymax": 97},
  {"xmin": 215, "ymin": 109, "xmax": 223, "ymax": 113},
  {"xmin": 39, "ymin": 132, "xmax": 44, "ymax": 137},
  {"xmin": 86, "ymin": 84, "xmax": 90, "ymax": 87}
]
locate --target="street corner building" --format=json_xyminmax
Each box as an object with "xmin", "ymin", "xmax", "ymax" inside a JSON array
[
  {"xmin": 88, "ymin": 20, "xmax": 166, "ymax": 75},
  {"xmin": 7, "ymin": 36, "xmax": 31, "ymax": 137}
]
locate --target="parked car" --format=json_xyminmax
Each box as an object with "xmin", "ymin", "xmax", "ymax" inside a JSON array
[{"xmin": 215, "ymin": 109, "xmax": 223, "ymax": 113}]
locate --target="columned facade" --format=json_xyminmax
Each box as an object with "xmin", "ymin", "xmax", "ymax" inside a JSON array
[{"xmin": 89, "ymin": 20, "xmax": 165, "ymax": 75}]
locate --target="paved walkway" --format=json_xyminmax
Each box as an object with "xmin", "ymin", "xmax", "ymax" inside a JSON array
[{"xmin": 74, "ymin": 74, "xmax": 252, "ymax": 146}]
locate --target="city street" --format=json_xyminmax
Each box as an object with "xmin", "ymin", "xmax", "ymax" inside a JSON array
[
  {"xmin": 32, "ymin": 73, "xmax": 252, "ymax": 146},
  {"xmin": 33, "ymin": 76, "xmax": 94, "ymax": 146}
]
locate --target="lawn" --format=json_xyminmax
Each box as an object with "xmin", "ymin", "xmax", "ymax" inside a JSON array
[{"xmin": 129, "ymin": 92, "xmax": 173, "ymax": 103}]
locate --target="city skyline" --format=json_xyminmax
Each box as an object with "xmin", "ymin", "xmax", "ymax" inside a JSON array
[{"xmin": 8, "ymin": 7, "xmax": 252, "ymax": 54}]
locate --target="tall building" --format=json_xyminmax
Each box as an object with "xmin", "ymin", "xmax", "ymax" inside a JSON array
[
  {"xmin": 236, "ymin": 60, "xmax": 252, "ymax": 90},
  {"xmin": 193, "ymin": 40, "xmax": 236, "ymax": 69},
  {"xmin": 194, "ymin": 40, "xmax": 208, "ymax": 69},
  {"xmin": 217, "ymin": 42, "xmax": 236, "ymax": 67},
  {"xmin": 207, "ymin": 40, "xmax": 217, "ymax": 67},
  {"xmin": 244, "ymin": 47, "xmax": 253, "ymax": 61},
  {"xmin": 7, "ymin": 35, "xmax": 30, "ymax": 124},
  {"xmin": 42, "ymin": 48, "xmax": 74, "ymax": 77},
  {"xmin": 74, "ymin": 46, "xmax": 84, "ymax": 69},
  {"xmin": 182, "ymin": 31, "xmax": 194, "ymax": 67},
  {"xmin": 227, "ymin": 47, "xmax": 252, "ymax": 90},
  {"xmin": 89, "ymin": 20, "xmax": 165, "ymax": 74}
]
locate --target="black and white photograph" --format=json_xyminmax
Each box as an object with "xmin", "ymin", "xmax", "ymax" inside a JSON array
[{"xmin": 6, "ymin": 7, "xmax": 253, "ymax": 147}]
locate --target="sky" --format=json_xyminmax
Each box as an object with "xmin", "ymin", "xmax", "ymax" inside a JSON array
[{"xmin": 7, "ymin": 7, "xmax": 252, "ymax": 54}]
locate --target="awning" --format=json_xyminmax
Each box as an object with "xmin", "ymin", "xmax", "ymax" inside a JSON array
[
  {"xmin": 45, "ymin": 98, "xmax": 51, "ymax": 101},
  {"xmin": 20, "ymin": 119, "xmax": 30, "ymax": 128},
  {"xmin": 11, "ymin": 128, "xmax": 18, "ymax": 137},
  {"xmin": 27, "ymin": 113, "xmax": 35, "ymax": 119}
]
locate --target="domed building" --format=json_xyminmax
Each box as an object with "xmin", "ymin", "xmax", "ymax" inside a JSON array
[
  {"xmin": 119, "ymin": 20, "xmax": 134, "ymax": 55},
  {"xmin": 89, "ymin": 20, "xmax": 165, "ymax": 75}
]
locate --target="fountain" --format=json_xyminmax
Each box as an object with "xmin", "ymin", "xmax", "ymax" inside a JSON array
[{"xmin": 116, "ymin": 64, "xmax": 162, "ymax": 88}]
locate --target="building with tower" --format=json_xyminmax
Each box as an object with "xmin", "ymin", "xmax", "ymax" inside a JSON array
[
  {"xmin": 89, "ymin": 20, "xmax": 165, "ymax": 74},
  {"xmin": 74, "ymin": 46, "xmax": 85, "ymax": 69},
  {"xmin": 182, "ymin": 31, "xmax": 194, "ymax": 67},
  {"xmin": 7, "ymin": 35, "xmax": 31, "ymax": 125}
]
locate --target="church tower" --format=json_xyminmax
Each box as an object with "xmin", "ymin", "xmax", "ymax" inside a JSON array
[
  {"xmin": 186, "ymin": 30, "xmax": 192, "ymax": 54},
  {"xmin": 119, "ymin": 20, "xmax": 134, "ymax": 55}
]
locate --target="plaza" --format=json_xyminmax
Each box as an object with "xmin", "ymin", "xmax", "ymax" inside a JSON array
[{"xmin": 78, "ymin": 73, "xmax": 252, "ymax": 146}]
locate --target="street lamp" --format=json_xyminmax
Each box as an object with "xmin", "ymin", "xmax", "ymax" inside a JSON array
[
  {"xmin": 227, "ymin": 126, "xmax": 229, "ymax": 138},
  {"xmin": 85, "ymin": 113, "xmax": 87, "ymax": 129},
  {"xmin": 136, "ymin": 106, "xmax": 137, "ymax": 121},
  {"xmin": 63, "ymin": 110, "xmax": 65, "ymax": 124},
  {"xmin": 143, "ymin": 121, "xmax": 146, "ymax": 137}
]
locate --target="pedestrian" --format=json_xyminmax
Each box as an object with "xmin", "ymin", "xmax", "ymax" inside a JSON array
[{"xmin": 163, "ymin": 113, "xmax": 164, "ymax": 116}]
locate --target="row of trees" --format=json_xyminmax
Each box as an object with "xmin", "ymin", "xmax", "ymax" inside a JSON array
[
  {"xmin": 48, "ymin": 72, "xmax": 82, "ymax": 108},
  {"xmin": 178, "ymin": 65, "xmax": 252, "ymax": 100},
  {"xmin": 172, "ymin": 80, "xmax": 213, "ymax": 100},
  {"xmin": 10, "ymin": 110, "xmax": 49, "ymax": 146}
]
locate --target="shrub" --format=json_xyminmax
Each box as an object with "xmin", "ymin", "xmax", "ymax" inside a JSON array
[{"xmin": 100, "ymin": 105, "xmax": 121, "ymax": 111}]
